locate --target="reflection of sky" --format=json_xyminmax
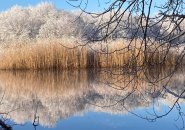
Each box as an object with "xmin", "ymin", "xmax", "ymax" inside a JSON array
[{"xmin": 13, "ymin": 104, "xmax": 185, "ymax": 130}]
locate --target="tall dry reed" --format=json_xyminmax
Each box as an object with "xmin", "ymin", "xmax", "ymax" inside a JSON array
[{"xmin": 0, "ymin": 38, "xmax": 180, "ymax": 70}]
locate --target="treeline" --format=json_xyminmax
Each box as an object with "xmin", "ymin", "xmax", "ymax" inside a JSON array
[
  {"xmin": 0, "ymin": 2, "xmax": 93, "ymax": 42},
  {"xmin": 0, "ymin": 2, "xmax": 178, "ymax": 42}
]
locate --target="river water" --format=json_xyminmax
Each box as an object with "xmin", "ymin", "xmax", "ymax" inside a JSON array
[{"xmin": 0, "ymin": 68, "xmax": 184, "ymax": 130}]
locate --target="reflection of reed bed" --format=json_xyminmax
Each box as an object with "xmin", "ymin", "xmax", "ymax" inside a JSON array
[
  {"xmin": 94, "ymin": 67, "xmax": 185, "ymax": 99},
  {"xmin": 0, "ymin": 39, "xmax": 180, "ymax": 70},
  {"xmin": 0, "ymin": 69, "xmax": 184, "ymax": 127},
  {"xmin": 0, "ymin": 70, "xmax": 149, "ymax": 127},
  {"xmin": 95, "ymin": 69, "xmax": 158, "ymax": 92},
  {"xmin": 0, "ymin": 70, "xmax": 90, "ymax": 98},
  {"xmin": 0, "ymin": 70, "xmax": 92, "ymax": 126}
]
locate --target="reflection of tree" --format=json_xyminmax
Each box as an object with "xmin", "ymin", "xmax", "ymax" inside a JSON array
[
  {"xmin": 0, "ymin": 69, "xmax": 184, "ymax": 129},
  {"xmin": 91, "ymin": 67, "xmax": 185, "ymax": 130},
  {"xmin": 0, "ymin": 91, "xmax": 12, "ymax": 130},
  {"xmin": 0, "ymin": 119, "xmax": 12, "ymax": 130},
  {"xmin": 32, "ymin": 99, "xmax": 40, "ymax": 130},
  {"xmin": 164, "ymin": 86, "xmax": 185, "ymax": 99}
]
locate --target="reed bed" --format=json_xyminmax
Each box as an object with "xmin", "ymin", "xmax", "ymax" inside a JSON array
[
  {"xmin": 0, "ymin": 38, "xmax": 180, "ymax": 70},
  {"xmin": 0, "ymin": 38, "xmax": 88, "ymax": 69}
]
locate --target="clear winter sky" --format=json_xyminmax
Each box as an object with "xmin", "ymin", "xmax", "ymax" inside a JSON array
[
  {"xmin": 0, "ymin": 0, "xmax": 107, "ymax": 12},
  {"xmin": 0, "ymin": 0, "xmax": 165, "ymax": 13}
]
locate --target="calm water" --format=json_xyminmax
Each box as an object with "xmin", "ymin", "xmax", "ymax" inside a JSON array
[{"xmin": 0, "ymin": 68, "xmax": 184, "ymax": 130}]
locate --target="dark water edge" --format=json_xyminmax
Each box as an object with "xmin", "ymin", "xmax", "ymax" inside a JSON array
[{"xmin": 0, "ymin": 68, "xmax": 184, "ymax": 130}]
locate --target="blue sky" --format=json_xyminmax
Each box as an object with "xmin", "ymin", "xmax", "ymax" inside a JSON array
[
  {"xmin": 0, "ymin": 0, "xmax": 76, "ymax": 11},
  {"xmin": 0, "ymin": 0, "xmax": 165, "ymax": 15},
  {"xmin": 0, "ymin": 0, "xmax": 105, "ymax": 12}
]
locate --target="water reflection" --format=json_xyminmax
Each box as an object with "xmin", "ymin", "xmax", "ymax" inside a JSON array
[{"xmin": 0, "ymin": 68, "xmax": 184, "ymax": 129}]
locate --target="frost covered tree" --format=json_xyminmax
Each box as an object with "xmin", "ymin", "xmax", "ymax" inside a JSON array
[
  {"xmin": 0, "ymin": 2, "xmax": 89, "ymax": 42},
  {"xmin": 38, "ymin": 10, "xmax": 86, "ymax": 39}
]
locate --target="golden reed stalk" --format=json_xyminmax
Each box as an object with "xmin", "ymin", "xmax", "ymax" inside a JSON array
[{"xmin": 0, "ymin": 38, "xmax": 180, "ymax": 70}]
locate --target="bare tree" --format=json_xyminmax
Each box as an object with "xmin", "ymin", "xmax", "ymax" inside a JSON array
[
  {"xmin": 67, "ymin": 0, "xmax": 185, "ymax": 67},
  {"xmin": 66, "ymin": 1, "xmax": 185, "ymax": 129}
]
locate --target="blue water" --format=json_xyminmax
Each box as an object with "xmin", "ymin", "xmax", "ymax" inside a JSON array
[{"xmin": 13, "ymin": 105, "xmax": 185, "ymax": 130}]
